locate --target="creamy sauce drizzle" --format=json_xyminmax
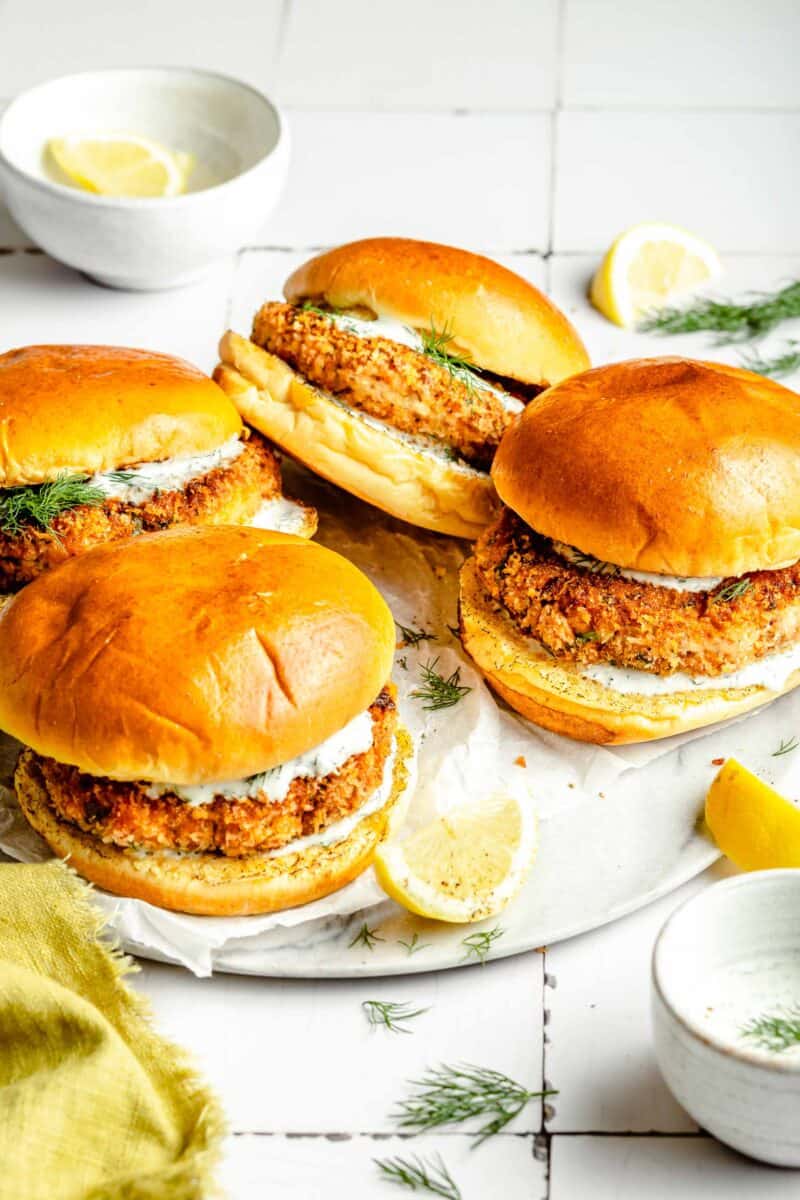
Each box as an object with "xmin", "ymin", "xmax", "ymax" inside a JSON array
[
  {"xmin": 583, "ymin": 640, "xmax": 800, "ymax": 696},
  {"xmin": 552, "ymin": 541, "xmax": 724, "ymax": 593},
  {"xmin": 323, "ymin": 311, "xmax": 523, "ymax": 415},
  {"xmin": 145, "ymin": 709, "xmax": 374, "ymax": 807},
  {"xmin": 90, "ymin": 434, "xmax": 245, "ymax": 503}
]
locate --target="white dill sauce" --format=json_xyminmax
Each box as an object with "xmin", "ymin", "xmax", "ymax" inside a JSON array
[
  {"xmin": 90, "ymin": 433, "xmax": 245, "ymax": 503},
  {"xmin": 687, "ymin": 954, "xmax": 800, "ymax": 1061},
  {"xmin": 146, "ymin": 708, "xmax": 374, "ymax": 807}
]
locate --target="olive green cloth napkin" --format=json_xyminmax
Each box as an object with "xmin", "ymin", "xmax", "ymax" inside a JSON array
[{"xmin": 0, "ymin": 861, "xmax": 225, "ymax": 1200}]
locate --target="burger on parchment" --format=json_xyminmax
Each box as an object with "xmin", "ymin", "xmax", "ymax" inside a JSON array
[
  {"xmin": 0, "ymin": 526, "xmax": 411, "ymax": 915},
  {"xmin": 459, "ymin": 357, "xmax": 800, "ymax": 744},
  {"xmin": 0, "ymin": 344, "xmax": 316, "ymax": 596},
  {"xmin": 214, "ymin": 237, "xmax": 589, "ymax": 539}
]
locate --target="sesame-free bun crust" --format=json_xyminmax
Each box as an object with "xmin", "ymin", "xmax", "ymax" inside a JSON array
[
  {"xmin": 459, "ymin": 558, "xmax": 800, "ymax": 744},
  {"xmin": 284, "ymin": 237, "xmax": 590, "ymax": 387},
  {"xmin": 215, "ymin": 331, "xmax": 500, "ymax": 538},
  {"xmin": 493, "ymin": 357, "xmax": 800, "ymax": 578},
  {"xmin": 0, "ymin": 344, "xmax": 242, "ymax": 485},
  {"xmin": 15, "ymin": 727, "xmax": 413, "ymax": 916},
  {"xmin": 0, "ymin": 526, "xmax": 396, "ymax": 783}
]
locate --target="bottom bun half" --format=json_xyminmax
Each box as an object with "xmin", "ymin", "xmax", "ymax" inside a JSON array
[
  {"xmin": 17, "ymin": 728, "xmax": 413, "ymax": 916},
  {"xmin": 459, "ymin": 559, "xmax": 799, "ymax": 745},
  {"xmin": 215, "ymin": 331, "xmax": 499, "ymax": 539}
]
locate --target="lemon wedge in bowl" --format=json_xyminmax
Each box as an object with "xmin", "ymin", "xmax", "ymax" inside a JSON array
[
  {"xmin": 590, "ymin": 222, "xmax": 722, "ymax": 328},
  {"xmin": 374, "ymin": 791, "xmax": 537, "ymax": 923},
  {"xmin": 47, "ymin": 134, "xmax": 194, "ymax": 198},
  {"xmin": 705, "ymin": 758, "xmax": 800, "ymax": 870}
]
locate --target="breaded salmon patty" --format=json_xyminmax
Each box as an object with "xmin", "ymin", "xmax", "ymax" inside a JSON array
[
  {"xmin": 474, "ymin": 509, "xmax": 800, "ymax": 678},
  {"xmin": 0, "ymin": 431, "xmax": 281, "ymax": 592},
  {"xmin": 251, "ymin": 302, "xmax": 537, "ymax": 469},
  {"xmin": 16, "ymin": 689, "xmax": 397, "ymax": 858}
]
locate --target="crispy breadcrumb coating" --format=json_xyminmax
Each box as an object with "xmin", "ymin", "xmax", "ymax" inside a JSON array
[
  {"xmin": 251, "ymin": 302, "xmax": 530, "ymax": 469},
  {"xmin": 474, "ymin": 508, "xmax": 800, "ymax": 677},
  {"xmin": 17, "ymin": 688, "xmax": 397, "ymax": 858},
  {"xmin": 0, "ymin": 432, "xmax": 281, "ymax": 592}
]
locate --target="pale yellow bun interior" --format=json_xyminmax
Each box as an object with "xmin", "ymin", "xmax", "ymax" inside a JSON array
[
  {"xmin": 15, "ymin": 728, "xmax": 412, "ymax": 917},
  {"xmin": 459, "ymin": 558, "xmax": 800, "ymax": 744},
  {"xmin": 0, "ymin": 344, "xmax": 243, "ymax": 486},
  {"xmin": 492, "ymin": 357, "xmax": 800, "ymax": 578},
  {"xmin": 284, "ymin": 237, "xmax": 590, "ymax": 387},
  {"xmin": 0, "ymin": 526, "xmax": 396, "ymax": 783},
  {"xmin": 215, "ymin": 331, "xmax": 500, "ymax": 539}
]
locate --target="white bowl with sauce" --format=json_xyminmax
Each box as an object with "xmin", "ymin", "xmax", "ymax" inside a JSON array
[
  {"xmin": 652, "ymin": 871, "xmax": 800, "ymax": 1166},
  {"xmin": 0, "ymin": 67, "xmax": 289, "ymax": 289}
]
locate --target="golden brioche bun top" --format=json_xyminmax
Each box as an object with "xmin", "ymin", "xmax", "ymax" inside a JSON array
[
  {"xmin": 284, "ymin": 237, "xmax": 590, "ymax": 386},
  {"xmin": 0, "ymin": 526, "xmax": 395, "ymax": 783},
  {"xmin": 0, "ymin": 345, "xmax": 243, "ymax": 485},
  {"xmin": 492, "ymin": 356, "xmax": 800, "ymax": 577}
]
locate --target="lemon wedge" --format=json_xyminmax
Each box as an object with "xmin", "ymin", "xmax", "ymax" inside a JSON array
[
  {"xmin": 374, "ymin": 791, "xmax": 537, "ymax": 923},
  {"xmin": 705, "ymin": 758, "xmax": 800, "ymax": 870},
  {"xmin": 47, "ymin": 134, "xmax": 193, "ymax": 198},
  {"xmin": 590, "ymin": 222, "xmax": 722, "ymax": 328}
]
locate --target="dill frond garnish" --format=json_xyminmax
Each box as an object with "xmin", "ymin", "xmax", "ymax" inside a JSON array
[
  {"xmin": 418, "ymin": 321, "xmax": 487, "ymax": 396},
  {"xmin": 773, "ymin": 736, "xmax": 799, "ymax": 757},
  {"xmin": 393, "ymin": 1062, "xmax": 556, "ymax": 1144},
  {"xmin": 397, "ymin": 622, "xmax": 437, "ymax": 648},
  {"xmin": 639, "ymin": 280, "xmax": 800, "ymax": 343},
  {"xmin": 740, "ymin": 1005, "xmax": 800, "ymax": 1053},
  {"xmin": 299, "ymin": 300, "xmax": 359, "ymax": 331},
  {"xmin": 398, "ymin": 932, "xmax": 429, "ymax": 956},
  {"xmin": 348, "ymin": 922, "xmax": 384, "ymax": 951},
  {"xmin": 558, "ymin": 544, "xmax": 620, "ymax": 576},
  {"xmin": 0, "ymin": 473, "xmax": 105, "ymax": 535},
  {"xmin": 462, "ymin": 926, "xmax": 504, "ymax": 965},
  {"xmin": 411, "ymin": 658, "xmax": 472, "ymax": 711},
  {"xmin": 375, "ymin": 1153, "xmax": 461, "ymax": 1199},
  {"xmin": 711, "ymin": 578, "xmax": 753, "ymax": 604},
  {"xmin": 740, "ymin": 341, "xmax": 800, "ymax": 379},
  {"xmin": 104, "ymin": 469, "xmax": 138, "ymax": 484},
  {"xmin": 362, "ymin": 1000, "xmax": 428, "ymax": 1033}
]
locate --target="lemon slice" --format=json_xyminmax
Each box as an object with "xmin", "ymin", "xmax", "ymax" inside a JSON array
[
  {"xmin": 47, "ymin": 134, "xmax": 193, "ymax": 198},
  {"xmin": 589, "ymin": 222, "xmax": 722, "ymax": 328},
  {"xmin": 374, "ymin": 792, "xmax": 537, "ymax": 923},
  {"xmin": 705, "ymin": 758, "xmax": 800, "ymax": 870}
]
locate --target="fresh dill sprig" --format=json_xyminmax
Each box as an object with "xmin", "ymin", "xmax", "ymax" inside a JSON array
[
  {"xmin": 362, "ymin": 1000, "xmax": 428, "ymax": 1033},
  {"xmin": 398, "ymin": 932, "xmax": 429, "ymax": 956},
  {"xmin": 639, "ymin": 280, "xmax": 800, "ymax": 343},
  {"xmin": 300, "ymin": 300, "xmax": 358, "ymax": 331},
  {"xmin": 0, "ymin": 473, "xmax": 105, "ymax": 535},
  {"xmin": 375, "ymin": 1153, "xmax": 461, "ymax": 1199},
  {"xmin": 740, "ymin": 1005, "xmax": 800, "ymax": 1053},
  {"xmin": 397, "ymin": 622, "xmax": 437, "ymax": 648},
  {"xmin": 711, "ymin": 578, "xmax": 753, "ymax": 604},
  {"xmin": 740, "ymin": 341, "xmax": 800, "ymax": 380},
  {"xmin": 348, "ymin": 922, "xmax": 384, "ymax": 951},
  {"xmin": 563, "ymin": 546, "xmax": 620, "ymax": 576},
  {"xmin": 462, "ymin": 926, "xmax": 504, "ymax": 965},
  {"xmin": 773, "ymin": 736, "xmax": 800, "ymax": 757},
  {"xmin": 105, "ymin": 469, "xmax": 138, "ymax": 484},
  {"xmin": 393, "ymin": 1062, "xmax": 556, "ymax": 1144},
  {"xmin": 418, "ymin": 321, "xmax": 487, "ymax": 396},
  {"xmin": 412, "ymin": 657, "xmax": 471, "ymax": 712}
]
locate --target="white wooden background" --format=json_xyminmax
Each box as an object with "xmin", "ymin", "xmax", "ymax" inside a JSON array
[{"xmin": 2, "ymin": 2, "xmax": 800, "ymax": 1195}]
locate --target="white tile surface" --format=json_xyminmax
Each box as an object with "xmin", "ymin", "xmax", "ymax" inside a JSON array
[
  {"xmin": 553, "ymin": 111, "xmax": 800, "ymax": 252},
  {"xmin": 136, "ymin": 951, "xmax": 545, "ymax": 1133},
  {"xmin": 563, "ymin": 0, "xmax": 800, "ymax": 109},
  {"xmin": 550, "ymin": 1135, "xmax": 800, "ymax": 1198},
  {"xmin": 277, "ymin": 0, "xmax": 559, "ymax": 110},
  {"xmin": 223, "ymin": 1133, "xmax": 545, "ymax": 1199},
  {"xmin": 0, "ymin": 253, "xmax": 233, "ymax": 371},
  {"xmin": 547, "ymin": 253, "xmax": 800, "ymax": 375},
  {"xmin": 546, "ymin": 868, "xmax": 736, "ymax": 1133},
  {"xmin": 264, "ymin": 112, "xmax": 551, "ymax": 250},
  {"xmin": 0, "ymin": 0, "xmax": 284, "ymax": 94}
]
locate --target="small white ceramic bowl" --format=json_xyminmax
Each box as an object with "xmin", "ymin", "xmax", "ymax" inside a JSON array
[
  {"xmin": 0, "ymin": 67, "xmax": 289, "ymax": 290},
  {"xmin": 652, "ymin": 871, "xmax": 800, "ymax": 1166}
]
